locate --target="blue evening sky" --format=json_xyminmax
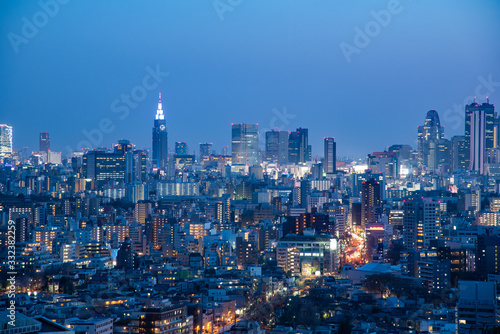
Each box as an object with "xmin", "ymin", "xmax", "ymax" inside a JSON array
[{"xmin": 1, "ymin": 0, "xmax": 499, "ymax": 158}]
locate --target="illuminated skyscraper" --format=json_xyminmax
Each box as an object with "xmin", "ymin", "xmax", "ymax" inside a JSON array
[
  {"xmin": 265, "ymin": 130, "xmax": 288, "ymax": 164},
  {"xmin": 465, "ymin": 100, "xmax": 495, "ymax": 174},
  {"xmin": 39, "ymin": 132, "xmax": 50, "ymax": 152},
  {"xmin": 152, "ymin": 93, "xmax": 168, "ymax": 169},
  {"xmin": 323, "ymin": 137, "xmax": 336, "ymax": 175},
  {"xmin": 0, "ymin": 124, "xmax": 13, "ymax": 156},
  {"xmin": 231, "ymin": 123, "xmax": 259, "ymax": 165}
]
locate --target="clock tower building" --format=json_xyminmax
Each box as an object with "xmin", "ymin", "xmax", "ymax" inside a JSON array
[{"xmin": 152, "ymin": 92, "xmax": 168, "ymax": 169}]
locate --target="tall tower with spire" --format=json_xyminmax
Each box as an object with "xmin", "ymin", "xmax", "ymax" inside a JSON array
[{"xmin": 152, "ymin": 93, "xmax": 168, "ymax": 169}]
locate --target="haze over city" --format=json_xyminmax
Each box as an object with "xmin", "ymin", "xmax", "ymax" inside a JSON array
[{"xmin": 1, "ymin": 1, "xmax": 500, "ymax": 157}]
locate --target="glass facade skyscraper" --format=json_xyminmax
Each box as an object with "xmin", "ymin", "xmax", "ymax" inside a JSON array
[
  {"xmin": 0, "ymin": 124, "xmax": 13, "ymax": 156},
  {"xmin": 265, "ymin": 130, "xmax": 288, "ymax": 164},
  {"xmin": 465, "ymin": 101, "xmax": 495, "ymax": 174},
  {"xmin": 288, "ymin": 127, "xmax": 310, "ymax": 164},
  {"xmin": 417, "ymin": 110, "xmax": 446, "ymax": 169},
  {"xmin": 231, "ymin": 123, "xmax": 259, "ymax": 166}
]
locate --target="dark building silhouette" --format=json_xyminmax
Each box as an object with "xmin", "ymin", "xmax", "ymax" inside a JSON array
[
  {"xmin": 361, "ymin": 178, "xmax": 381, "ymax": 226},
  {"xmin": 323, "ymin": 137, "xmax": 336, "ymax": 175},
  {"xmin": 116, "ymin": 237, "xmax": 135, "ymax": 270},
  {"xmin": 476, "ymin": 234, "xmax": 500, "ymax": 280},
  {"xmin": 39, "ymin": 132, "xmax": 50, "ymax": 152},
  {"xmin": 288, "ymin": 128, "xmax": 311, "ymax": 164},
  {"xmin": 236, "ymin": 236, "xmax": 258, "ymax": 268},
  {"xmin": 351, "ymin": 202, "xmax": 362, "ymax": 226},
  {"xmin": 284, "ymin": 213, "xmax": 330, "ymax": 235},
  {"xmin": 199, "ymin": 143, "xmax": 212, "ymax": 161},
  {"xmin": 451, "ymin": 135, "xmax": 467, "ymax": 170}
]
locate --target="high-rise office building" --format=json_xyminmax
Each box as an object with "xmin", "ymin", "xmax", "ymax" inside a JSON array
[
  {"xmin": 403, "ymin": 197, "xmax": 442, "ymax": 251},
  {"xmin": 288, "ymin": 128, "xmax": 311, "ymax": 164},
  {"xmin": 231, "ymin": 123, "xmax": 259, "ymax": 165},
  {"xmin": 417, "ymin": 110, "xmax": 446, "ymax": 169},
  {"xmin": 152, "ymin": 93, "xmax": 168, "ymax": 169},
  {"xmin": 199, "ymin": 143, "xmax": 213, "ymax": 161},
  {"xmin": 265, "ymin": 130, "xmax": 288, "ymax": 164},
  {"xmin": 39, "ymin": 132, "xmax": 50, "ymax": 152},
  {"xmin": 475, "ymin": 235, "xmax": 500, "ymax": 280},
  {"xmin": 436, "ymin": 138, "xmax": 452, "ymax": 168},
  {"xmin": 175, "ymin": 142, "xmax": 188, "ymax": 155},
  {"xmin": 361, "ymin": 178, "xmax": 381, "ymax": 226},
  {"xmin": 83, "ymin": 151, "xmax": 126, "ymax": 184},
  {"xmin": 465, "ymin": 101, "xmax": 495, "ymax": 174},
  {"xmin": 451, "ymin": 135, "xmax": 467, "ymax": 170},
  {"xmin": 0, "ymin": 124, "xmax": 13, "ymax": 156},
  {"xmin": 323, "ymin": 137, "xmax": 336, "ymax": 175},
  {"xmin": 125, "ymin": 150, "xmax": 147, "ymax": 183}
]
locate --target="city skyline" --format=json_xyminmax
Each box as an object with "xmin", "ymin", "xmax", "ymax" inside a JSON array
[
  {"xmin": 1, "ymin": 1, "xmax": 500, "ymax": 157},
  {"xmin": 3, "ymin": 2, "xmax": 500, "ymax": 334},
  {"xmin": 1, "ymin": 99, "xmax": 499, "ymax": 163}
]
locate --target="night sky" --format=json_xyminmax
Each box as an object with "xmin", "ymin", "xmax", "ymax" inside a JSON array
[{"xmin": 1, "ymin": 0, "xmax": 500, "ymax": 158}]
